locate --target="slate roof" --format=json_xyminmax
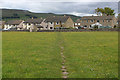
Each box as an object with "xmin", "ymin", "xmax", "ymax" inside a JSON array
[
  {"xmin": 0, "ymin": 21, "xmax": 5, "ymax": 25},
  {"xmin": 80, "ymin": 16, "xmax": 115, "ymax": 20},
  {"xmin": 45, "ymin": 16, "xmax": 69, "ymax": 22},
  {"xmin": 75, "ymin": 19, "xmax": 80, "ymax": 23},
  {"xmin": 6, "ymin": 20, "xmax": 23, "ymax": 25},
  {"xmin": 24, "ymin": 18, "xmax": 44, "ymax": 24}
]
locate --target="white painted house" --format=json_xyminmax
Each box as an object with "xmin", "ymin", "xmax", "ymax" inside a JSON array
[
  {"xmin": 23, "ymin": 18, "xmax": 47, "ymax": 30},
  {"xmin": 4, "ymin": 20, "xmax": 24, "ymax": 30}
]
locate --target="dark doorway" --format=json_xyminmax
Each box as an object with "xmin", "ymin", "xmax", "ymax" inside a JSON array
[
  {"xmin": 97, "ymin": 20, "xmax": 100, "ymax": 22},
  {"xmin": 50, "ymin": 27, "xmax": 53, "ymax": 29}
]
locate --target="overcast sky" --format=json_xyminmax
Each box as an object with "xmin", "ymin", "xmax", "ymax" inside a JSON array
[{"xmin": 0, "ymin": 0, "xmax": 119, "ymax": 16}]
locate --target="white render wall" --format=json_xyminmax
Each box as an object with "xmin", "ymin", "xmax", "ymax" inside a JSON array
[
  {"xmin": 4, "ymin": 25, "xmax": 17, "ymax": 30},
  {"xmin": 47, "ymin": 22, "xmax": 54, "ymax": 30}
]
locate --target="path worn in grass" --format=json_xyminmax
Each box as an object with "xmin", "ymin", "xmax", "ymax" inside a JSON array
[{"xmin": 57, "ymin": 32, "xmax": 69, "ymax": 78}]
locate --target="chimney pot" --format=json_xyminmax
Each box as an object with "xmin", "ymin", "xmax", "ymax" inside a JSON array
[{"xmin": 64, "ymin": 15, "xmax": 66, "ymax": 17}]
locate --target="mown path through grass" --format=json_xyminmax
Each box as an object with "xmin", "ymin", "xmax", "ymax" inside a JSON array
[{"xmin": 56, "ymin": 32, "xmax": 69, "ymax": 78}]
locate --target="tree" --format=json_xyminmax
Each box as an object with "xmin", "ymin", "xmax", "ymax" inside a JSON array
[
  {"xmin": 95, "ymin": 7, "xmax": 115, "ymax": 16},
  {"xmin": 95, "ymin": 8, "xmax": 103, "ymax": 16}
]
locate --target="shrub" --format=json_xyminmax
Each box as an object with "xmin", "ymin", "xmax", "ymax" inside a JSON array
[{"xmin": 94, "ymin": 25, "xmax": 98, "ymax": 30}]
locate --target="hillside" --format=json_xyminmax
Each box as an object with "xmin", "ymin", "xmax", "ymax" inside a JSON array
[{"xmin": 1, "ymin": 9, "xmax": 81, "ymax": 22}]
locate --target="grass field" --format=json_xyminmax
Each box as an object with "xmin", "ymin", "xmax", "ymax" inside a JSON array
[{"xmin": 2, "ymin": 32, "xmax": 118, "ymax": 78}]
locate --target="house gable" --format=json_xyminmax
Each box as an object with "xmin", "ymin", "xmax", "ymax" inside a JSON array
[{"xmin": 63, "ymin": 17, "xmax": 74, "ymax": 28}]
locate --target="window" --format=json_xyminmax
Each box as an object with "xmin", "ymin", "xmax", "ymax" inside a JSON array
[
  {"xmin": 50, "ymin": 22, "xmax": 53, "ymax": 24},
  {"xmin": 87, "ymin": 20, "xmax": 88, "ymax": 23},
  {"xmin": 78, "ymin": 23, "xmax": 80, "ymax": 25},
  {"xmin": 46, "ymin": 25, "xmax": 48, "ymax": 28},
  {"xmin": 90, "ymin": 20, "xmax": 94, "ymax": 22},
  {"xmin": 114, "ymin": 25, "xmax": 117, "ymax": 28},
  {"xmin": 97, "ymin": 20, "xmax": 99, "ymax": 22},
  {"xmin": 90, "ymin": 25, "xmax": 91, "ymax": 27},
  {"xmin": 107, "ymin": 20, "xmax": 110, "ymax": 22},
  {"xmin": 103, "ymin": 20, "xmax": 104, "ymax": 22},
  {"xmin": 50, "ymin": 27, "xmax": 53, "ymax": 29},
  {"xmin": 84, "ymin": 25, "xmax": 87, "ymax": 27},
  {"xmin": 56, "ymin": 22, "xmax": 59, "ymax": 25},
  {"xmin": 75, "ymin": 23, "xmax": 77, "ymax": 25}
]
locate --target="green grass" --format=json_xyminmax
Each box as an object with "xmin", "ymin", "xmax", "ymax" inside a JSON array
[
  {"xmin": 2, "ymin": 32, "xmax": 118, "ymax": 78},
  {"xmin": 62, "ymin": 32, "xmax": 118, "ymax": 78},
  {"xmin": 2, "ymin": 32, "xmax": 62, "ymax": 78}
]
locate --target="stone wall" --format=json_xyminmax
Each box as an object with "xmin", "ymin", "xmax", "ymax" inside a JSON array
[{"xmin": 2, "ymin": 28, "xmax": 118, "ymax": 32}]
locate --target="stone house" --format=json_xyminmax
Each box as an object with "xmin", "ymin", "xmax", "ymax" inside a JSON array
[
  {"xmin": 0, "ymin": 21, "xmax": 5, "ymax": 29},
  {"xmin": 79, "ymin": 15, "xmax": 117, "ymax": 28},
  {"xmin": 4, "ymin": 20, "xmax": 24, "ymax": 30},
  {"xmin": 45, "ymin": 15, "xmax": 74, "ymax": 30}
]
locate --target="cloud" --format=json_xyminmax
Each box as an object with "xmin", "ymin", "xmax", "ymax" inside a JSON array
[{"xmin": 0, "ymin": 1, "xmax": 118, "ymax": 16}]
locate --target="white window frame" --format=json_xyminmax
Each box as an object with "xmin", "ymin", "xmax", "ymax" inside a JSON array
[
  {"xmin": 90, "ymin": 20, "xmax": 94, "ymax": 23},
  {"xmin": 78, "ymin": 23, "xmax": 80, "ymax": 25},
  {"xmin": 56, "ymin": 22, "xmax": 59, "ymax": 25},
  {"xmin": 75, "ymin": 23, "xmax": 77, "ymax": 25}
]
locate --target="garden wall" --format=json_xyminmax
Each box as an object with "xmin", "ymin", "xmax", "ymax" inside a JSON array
[{"xmin": 2, "ymin": 28, "xmax": 119, "ymax": 32}]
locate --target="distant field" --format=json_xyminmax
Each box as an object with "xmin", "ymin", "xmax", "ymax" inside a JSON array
[{"xmin": 2, "ymin": 32, "xmax": 118, "ymax": 78}]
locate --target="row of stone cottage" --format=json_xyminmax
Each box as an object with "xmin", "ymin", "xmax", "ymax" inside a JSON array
[{"xmin": 0, "ymin": 15, "xmax": 118, "ymax": 31}]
